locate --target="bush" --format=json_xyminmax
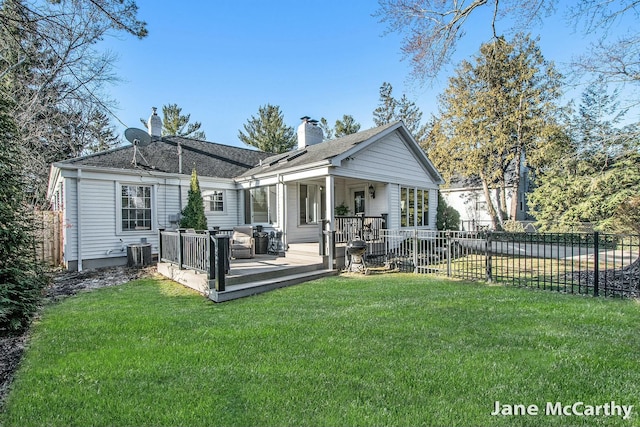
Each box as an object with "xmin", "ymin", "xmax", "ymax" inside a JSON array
[
  {"xmin": 179, "ymin": 168, "xmax": 207, "ymax": 230},
  {"xmin": 0, "ymin": 97, "xmax": 48, "ymax": 336},
  {"xmin": 436, "ymin": 193, "xmax": 460, "ymax": 230}
]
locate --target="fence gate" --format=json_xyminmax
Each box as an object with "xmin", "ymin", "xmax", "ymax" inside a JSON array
[{"xmin": 33, "ymin": 210, "xmax": 63, "ymax": 267}]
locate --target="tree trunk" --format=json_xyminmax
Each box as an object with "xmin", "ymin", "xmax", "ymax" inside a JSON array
[
  {"xmin": 509, "ymin": 145, "xmax": 523, "ymax": 221},
  {"xmin": 480, "ymin": 172, "xmax": 502, "ymax": 230}
]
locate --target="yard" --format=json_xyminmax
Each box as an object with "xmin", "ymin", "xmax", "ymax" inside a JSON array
[{"xmin": 1, "ymin": 274, "xmax": 639, "ymax": 426}]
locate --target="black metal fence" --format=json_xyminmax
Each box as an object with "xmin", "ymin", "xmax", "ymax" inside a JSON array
[{"xmin": 368, "ymin": 230, "xmax": 640, "ymax": 299}]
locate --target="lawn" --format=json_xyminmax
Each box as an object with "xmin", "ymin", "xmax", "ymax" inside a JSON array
[{"xmin": 2, "ymin": 274, "xmax": 640, "ymax": 426}]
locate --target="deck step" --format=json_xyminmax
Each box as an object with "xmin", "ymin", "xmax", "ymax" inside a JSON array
[
  {"xmin": 226, "ymin": 263, "xmax": 324, "ymax": 286},
  {"xmin": 209, "ymin": 269, "xmax": 338, "ymax": 303}
]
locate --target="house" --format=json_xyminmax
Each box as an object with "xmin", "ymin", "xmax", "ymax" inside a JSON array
[
  {"xmin": 47, "ymin": 111, "xmax": 443, "ymax": 271},
  {"xmin": 439, "ymin": 164, "xmax": 533, "ymax": 231}
]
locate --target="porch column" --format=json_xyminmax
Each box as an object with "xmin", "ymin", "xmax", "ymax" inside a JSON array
[
  {"xmin": 325, "ymin": 175, "xmax": 335, "ymax": 230},
  {"xmin": 325, "ymin": 175, "xmax": 335, "ymax": 270}
]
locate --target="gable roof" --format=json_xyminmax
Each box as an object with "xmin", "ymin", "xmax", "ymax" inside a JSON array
[
  {"xmin": 55, "ymin": 136, "xmax": 272, "ymax": 179},
  {"xmin": 240, "ymin": 121, "xmax": 444, "ymax": 184}
]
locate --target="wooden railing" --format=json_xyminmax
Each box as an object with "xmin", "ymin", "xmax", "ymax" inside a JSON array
[{"xmin": 335, "ymin": 216, "xmax": 385, "ymax": 243}]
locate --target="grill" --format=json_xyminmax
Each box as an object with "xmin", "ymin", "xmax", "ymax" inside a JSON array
[{"xmin": 346, "ymin": 239, "xmax": 367, "ymax": 273}]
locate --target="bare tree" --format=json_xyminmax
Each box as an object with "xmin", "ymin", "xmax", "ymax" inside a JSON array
[
  {"xmin": 0, "ymin": 0, "xmax": 147, "ymax": 206},
  {"xmin": 375, "ymin": 0, "xmax": 554, "ymax": 80}
]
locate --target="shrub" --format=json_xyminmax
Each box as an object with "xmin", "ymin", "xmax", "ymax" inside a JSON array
[
  {"xmin": 179, "ymin": 168, "xmax": 207, "ymax": 230},
  {"xmin": 0, "ymin": 97, "xmax": 48, "ymax": 336}
]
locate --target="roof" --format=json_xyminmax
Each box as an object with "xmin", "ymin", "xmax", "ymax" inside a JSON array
[
  {"xmin": 55, "ymin": 136, "xmax": 272, "ymax": 179},
  {"xmin": 239, "ymin": 121, "xmax": 401, "ymax": 177},
  {"xmin": 240, "ymin": 121, "xmax": 443, "ymax": 184}
]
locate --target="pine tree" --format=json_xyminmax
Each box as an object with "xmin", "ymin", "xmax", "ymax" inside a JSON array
[
  {"xmin": 0, "ymin": 96, "xmax": 47, "ymax": 335},
  {"xmin": 372, "ymin": 82, "xmax": 427, "ymax": 141},
  {"xmin": 161, "ymin": 103, "xmax": 206, "ymax": 140},
  {"xmin": 179, "ymin": 168, "xmax": 208, "ymax": 230},
  {"xmin": 319, "ymin": 114, "xmax": 361, "ymax": 140},
  {"xmin": 238, "ymin": 104, "xmax": 296, "ymax": 153}
]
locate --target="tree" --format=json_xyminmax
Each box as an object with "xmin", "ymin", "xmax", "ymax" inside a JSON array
[
  {"xmin": 427, "ymin": 34, "xmax": 563, "ymax": 230},
  {"xmin": 83, "ymin": 110, "xmax": 122, "ymax": 154},
  {"xmin": 319, "ymin": 114, "xmax": 361, "ymax": 140},
  {"xmin": 375, "ymin": 1, "xmax": 637, "ymax": 84},
  {"xmin": 436, "ymin": 193, "xmax": 461, "ymax": 230},
  {"xmin": 179, "ymin": 168, "xmax": 208, "ymax": 230},
  {"xmin": 160, "ymin": 103, "xmax": 206, "ymax": 140},
  {"xmin": 0, "ymin": 95, "xmax": 47, "ymax": 335},
  {"xmin": 528, "ymin": 83, "xmax": 640, "ymax": 232},
  {"xmin": 238, "ymin": 104, "xmax": 296, "ymax": 153},
  {"xmin": 0, "ymin": 0, "xmax": 147, "ymax": 207},
  {"xmin": 373, "ymin": 82, "xmax": 427, "ymax": 141}
]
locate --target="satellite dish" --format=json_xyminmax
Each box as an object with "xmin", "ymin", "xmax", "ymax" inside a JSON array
[{"xmin": 124, "ymin": 128, "xmax": 152, "ymax": 147}]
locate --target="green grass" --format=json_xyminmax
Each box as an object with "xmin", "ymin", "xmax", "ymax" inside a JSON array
[{"xmin": 2, "ymin": 274, "xmax": 640, "ymax": 426}]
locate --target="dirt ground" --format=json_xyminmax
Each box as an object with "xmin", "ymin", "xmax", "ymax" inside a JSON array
[{"xmin": 0, "ymin": 265, "xmax": 156, "ymax": 409}]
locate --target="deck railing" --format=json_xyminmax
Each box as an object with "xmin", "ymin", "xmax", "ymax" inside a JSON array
[
  {"xmin": 159, "ymin": 229, "xmax": 229, "ymax": 291},
  {"xmin": 335, "ymin": 216, "xmax": 385, "ymax": 243}
]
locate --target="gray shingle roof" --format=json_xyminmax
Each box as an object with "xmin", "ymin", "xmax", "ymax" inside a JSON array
[
  {"xmin": 240, "ymin": 121, "xmax": 400, "ymax": 177},
  {"xmin": 57, "ymin": 136, "xmax": 273, "ymax": 178}
]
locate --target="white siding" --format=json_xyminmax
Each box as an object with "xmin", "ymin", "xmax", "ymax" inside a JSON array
[
  {"xmin": 338, "ymin": 132, "xmax": 438, "ymax": 189},
  {"xmin": 63, "ymin": 177, "xmax": 78, "ymax": 261},
  {"xmin": 60, "ymin": 169, "xmax": 244, "ymax": 268},
  {"xmin": 285, "ymin": 182, "xmax": 320, "ymax": 243}
]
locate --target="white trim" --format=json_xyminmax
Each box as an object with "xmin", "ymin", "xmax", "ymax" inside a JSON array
[
  {"xmin": 115, "ymin": 182, "xmax": 157, "ymax": 235},
  {"xmin": 203, "ymin": 189, "xmax": 226, "ymax": 214}
]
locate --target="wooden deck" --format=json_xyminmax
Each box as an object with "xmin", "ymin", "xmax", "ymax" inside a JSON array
[{"xmin": 157, "ymin": 243, "xmax": 337, "ymax": 302}]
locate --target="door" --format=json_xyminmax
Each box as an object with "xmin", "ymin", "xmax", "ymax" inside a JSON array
[{"xmin": 353, "ymin": 190, "xmax": 365, "ymax": 215}]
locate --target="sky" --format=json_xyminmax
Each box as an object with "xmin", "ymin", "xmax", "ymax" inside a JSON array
[{"xmin": 100, "ymin": 0, "xmax": 637, "ymax": 149}]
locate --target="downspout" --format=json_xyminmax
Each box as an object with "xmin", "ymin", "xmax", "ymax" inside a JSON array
[
  {"xmin": 76, "ymin": 168, "xmax": 83, "ymax": 271},
  {"xmin": 278, "ymin": 174, "xmax": 286, "ymax": 248}
]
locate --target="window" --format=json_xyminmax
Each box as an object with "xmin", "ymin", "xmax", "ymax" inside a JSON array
[
  {"xmin": 299, "ymin": 184, "xmax": 325, "ymax": 225},
  {"xmin": 205, "ymin": 190, "xmax": 224, "ymax": 212},
  {"xmin": 300, "ymin": 184, "xmax": 316, "ymax": 224},
  {"xmin": 121, "ymin": 185, "xmax": 152, "ymax": 231},
  {"xmin": 246, "ymin": 185, "xmax": 277, "ymax": 224},
  {"xmin": 400, "ymin": 187, "xmax": 430, "ymax": 227}
]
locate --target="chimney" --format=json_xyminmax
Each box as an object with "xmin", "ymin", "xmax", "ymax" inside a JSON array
[
  {"xmin": 297, "ymin": 116, "xmax": 323, "ymax": 149},
  {"xmin": 147, "ymin": 107, "xmax": 162, "ymax": 137}
]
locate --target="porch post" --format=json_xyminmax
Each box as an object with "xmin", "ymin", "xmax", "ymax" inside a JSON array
[{"xmin": 323, "ymin": 175, "xmax": 336, "ymax": 270}]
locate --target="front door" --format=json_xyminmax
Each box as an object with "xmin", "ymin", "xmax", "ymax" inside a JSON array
[{"xmin": 353, "ymin": 190, "xmax": 365, "ymax": 215}]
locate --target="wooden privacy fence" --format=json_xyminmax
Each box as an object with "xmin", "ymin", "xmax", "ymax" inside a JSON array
[{"xmin": 33, "ymin": 210, "xmax": 63, "ymax": 267}]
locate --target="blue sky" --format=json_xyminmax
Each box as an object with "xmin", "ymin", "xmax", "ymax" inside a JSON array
[{"xmin": 101, "ymin": 0, "xmax": 633, "ymax": 148}]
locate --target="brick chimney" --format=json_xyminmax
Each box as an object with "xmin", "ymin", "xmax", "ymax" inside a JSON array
[
  {"xmin": 297, "ymin": 116, "xmax": 323, "ymax": 149},
  {"xmin": 147, "ymin": 107, "xmax": 162, "ymax": 137}
]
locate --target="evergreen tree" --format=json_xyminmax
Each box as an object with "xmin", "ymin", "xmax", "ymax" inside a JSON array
[
  {"xmin": 372, "ymin": 82, "xmax": 427, "ymax": 141},
  {"xmin": 161, "ymin": 103, "xmax": 206, "ymax": 140},
  {"xmin": 436, "ymin": 193, "xmax": 461, "ymax": 231},
  {"xmin": 238, "ymin": 104, "xmax": 296, "ymax": 153},
  {"xmin": 319, "ymin": 114, "xmax": 361, "ymax": 140},
  {"xmin": 429, "ymin": 34, "xmax": 563, "ymax": 230},
  {"xmin": 528, "ymin": 83, "xmax": 640, "ymax": 232},
  {"xmin": 179, "ymin": 168, "xmax": 208, "ymax": 230},
  {"xmin": 0, "ymin": 96, "xmax": 47, "ymax": 335},
  {"xmin": 83, "ymin": 110, "xmax": 121, "ymax": 154}
]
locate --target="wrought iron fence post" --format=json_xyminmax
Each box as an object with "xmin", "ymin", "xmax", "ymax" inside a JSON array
[
  {"xmin": 485, "ymin": 231, "xmax": 493, "ymax": 282},
  {"xmin": 593, "ymin": 231, "xmax": 600, "ymax": 297},
  {"xmin": 177, "ymin": 228, "xmax": 184, "ymax": 269},
  {"xmin": 446, "ymin": 230, "xmax": 452, "ymax": 277}
]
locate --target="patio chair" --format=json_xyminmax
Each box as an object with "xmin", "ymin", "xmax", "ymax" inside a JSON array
[{"xmin": 230, "ymin": 226, "xmax": 255, "ymax": 259}]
